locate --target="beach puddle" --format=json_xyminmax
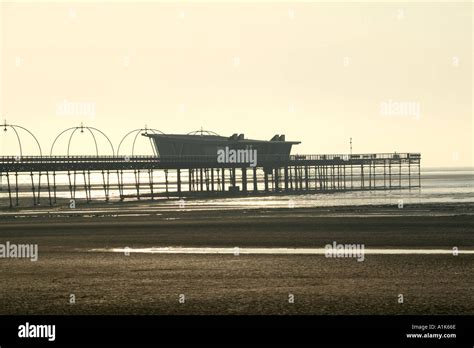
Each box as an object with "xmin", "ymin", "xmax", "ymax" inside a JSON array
[{"xmin": 90, "ymin": 247, "xmax": 474, "ymax": 255}]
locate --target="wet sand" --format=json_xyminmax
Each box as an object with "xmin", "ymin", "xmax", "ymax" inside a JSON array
[{"xmin": 0, "ymin": 202, "xmax": 473, "ymax": 315}]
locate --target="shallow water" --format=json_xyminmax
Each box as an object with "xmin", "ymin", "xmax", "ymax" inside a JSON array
[
  {"xmin": 92, "ymin": 247, "xmax": 474, "ymax": 255},
  {"xmin": 1, "ymin": 167, "xmax": 472, "ymax": 210}
]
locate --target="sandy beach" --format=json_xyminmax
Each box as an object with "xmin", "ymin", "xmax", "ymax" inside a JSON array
[{"xmin": 0, "ymin": 202, "xmax": 473, "ymax": 315}]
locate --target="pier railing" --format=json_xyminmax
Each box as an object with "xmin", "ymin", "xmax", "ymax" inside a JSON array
[{"xmin": 0, "ymin": 152, "xmax": 420, "ymax": 166}]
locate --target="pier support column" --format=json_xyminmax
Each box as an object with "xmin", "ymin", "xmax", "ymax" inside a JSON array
[
  {"xmin": 323, "ymin": 166, "xmax": 327, "ymax": 190},
  {"xmin": 101, "ymin": 170, "xmax": 109, "ymax": 201},
  {"xmin": 221, "ymin": 168, "xmax": 225, "ymax": 191},
  {"xmin": 253, "ymin": 167, "xmax": 258, "ymax": 192},
  {"xmin": 368, "ymin": 163, "xmax": 371, "ymax": 190},
  {"xmin": 408, "ymin": 160, "xmax": 411, "ymax": 189},
  {"xmin": 6, "ymin": 173, "xmax": 13, "ymax": 208},
  {"xmin": 53, "ymin": 172, "xmax": 57, "ymax": 204},
  {"xmin": 87, "ymin": 170, "xmax": 92, "ymax": 202},
  {"xmin": 204, "ymin": 168, "xmax": 210, "ymax": 191},
  {"xmin": 242, "ymin": 168, "xmax": 247, "ymax": 192},
  {"xmin": 350, "ymin": 164, "xmax": 353, "ymax": 189},
  {"xmin": 264, "ymin": 170, "xmax": 269, "ymax": 192},
  {"xmin": 30, "ymin": 172, "xmax": 37, "ymax": 206},
  {"xmin": 389, "ymin": 162, "xmax": 392, "ymax": 189},
  {"xmin": 300, "ymin": 166, "xmax": 304, "ymax": 190},
  {"xmin": 343, "ymin": 165, "xmax": 346, "ymax": 190},
  {"xmin": 374, "ymin": 162, "xmax": 377, "ymax": 189},
  {"xmin": 37, "ymin": 172, "xmax": 42, "ymax": 205},
  {"xmin": 134, "ymin": 170, "xmax": 140, "ymax": 200},
  {"xmin": 325, "ymin": 165, "xmax": 329, "ymax": 190},
  {"xmin": 165, "ymin": 169, "xmax": 169, "ymax": 198},
  {"xmin": 116, "ymin": 170, "xmax": 123, "ymax": 201},
  {"xmin": 332, "ymin": 165, "xmax": 335, "ymax": 190},
  {"xmin": 46, "ymin": 171, "xmax": 52, "ymax": 206},
  {"xmin": 314, "ymin": 166, "xmax": 319, "ymax": 190},
  {"xmin": 199, "ymin": 168, "xmax": 204, "ymax": 191},
  {"xmin": 177, "ymin": 169, "xmax": 181, "ymax": 195},
  {"xmin": 231, "ymin": 168, "xmax": 236, "ymax": 187},
  {"xmin": 148, "ymin": 169, "xmax": 155, "ymax": 200},
  {"xmin": 83, "ymin": 170, "xmax": 90, "ymax": 202},
  {"xmin": 15, "ymin": 172, "xmax": 19, "ymax": 206},
  {"xmin": 294, "ymin": 166, "xmax": 298, "ymax": 190},
  {"xmin": 399, "ymin": 161, "xmax": 402, "ymax": 188},
  {"xmin": 274, "ymin": 168, "xmax": 279, "ymax": 192},
  {"xmin": 188, "ymin": 169, "xmax": 192, "ymax": 192},
  {"xmin": 304, "ymin": 166, "xmax": 309, "ymax": 190},
  {"xmin": 211, "ymin": 168, "xmax": 214, "ymax": 191},
  {"xmin": 318, "ymin": 166, "xmax": 322, "ymax": 190}
]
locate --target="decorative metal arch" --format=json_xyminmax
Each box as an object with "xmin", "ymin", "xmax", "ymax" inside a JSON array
[
  {"xmin": 50, "ymin": 123, "xmax": 115, "ymax": 156},
  {"xmin": 117, "ymin": 126, "xmax": 164, "ymax": 156},
  {"xmin": 187, "ymin": 129, "xmax": 220, "ymax": 136},
  {"xmin": 1, "ymin": 121, "xmax": 43, "ymax": 157}
]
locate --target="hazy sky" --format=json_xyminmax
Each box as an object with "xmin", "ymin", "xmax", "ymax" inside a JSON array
[{"xmin": 0, "ymin": 2, "xmax": 472, "ymax": 166}]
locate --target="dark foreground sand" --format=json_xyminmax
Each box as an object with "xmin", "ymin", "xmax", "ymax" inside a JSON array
[{"xmin": 0, "ymin": 203, "xmax": 473, "ymax": 315}]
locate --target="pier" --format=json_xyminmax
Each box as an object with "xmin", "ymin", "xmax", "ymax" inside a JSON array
[
  {"xmin": 0, "ymin": 123, "xmax": 421, "ymax": 207},
  {"xmin": 0, "ymin": 153, "xmax": 421, "ymax": 207}
]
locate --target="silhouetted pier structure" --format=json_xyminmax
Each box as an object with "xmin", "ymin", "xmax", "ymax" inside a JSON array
[{"xmin": 0, "ymin": 153, "xmax": 421, "ymax": 208}]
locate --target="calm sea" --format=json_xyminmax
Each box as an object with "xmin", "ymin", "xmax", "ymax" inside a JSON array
[{"xmin": 184, "ymin": 167, "xmax": 474, "ymax": 209}]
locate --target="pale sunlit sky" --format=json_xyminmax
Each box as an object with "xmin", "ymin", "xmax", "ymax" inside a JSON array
[{"xmin": 0, "ymin": 2, "xmax": 472, "ymax": 167}]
